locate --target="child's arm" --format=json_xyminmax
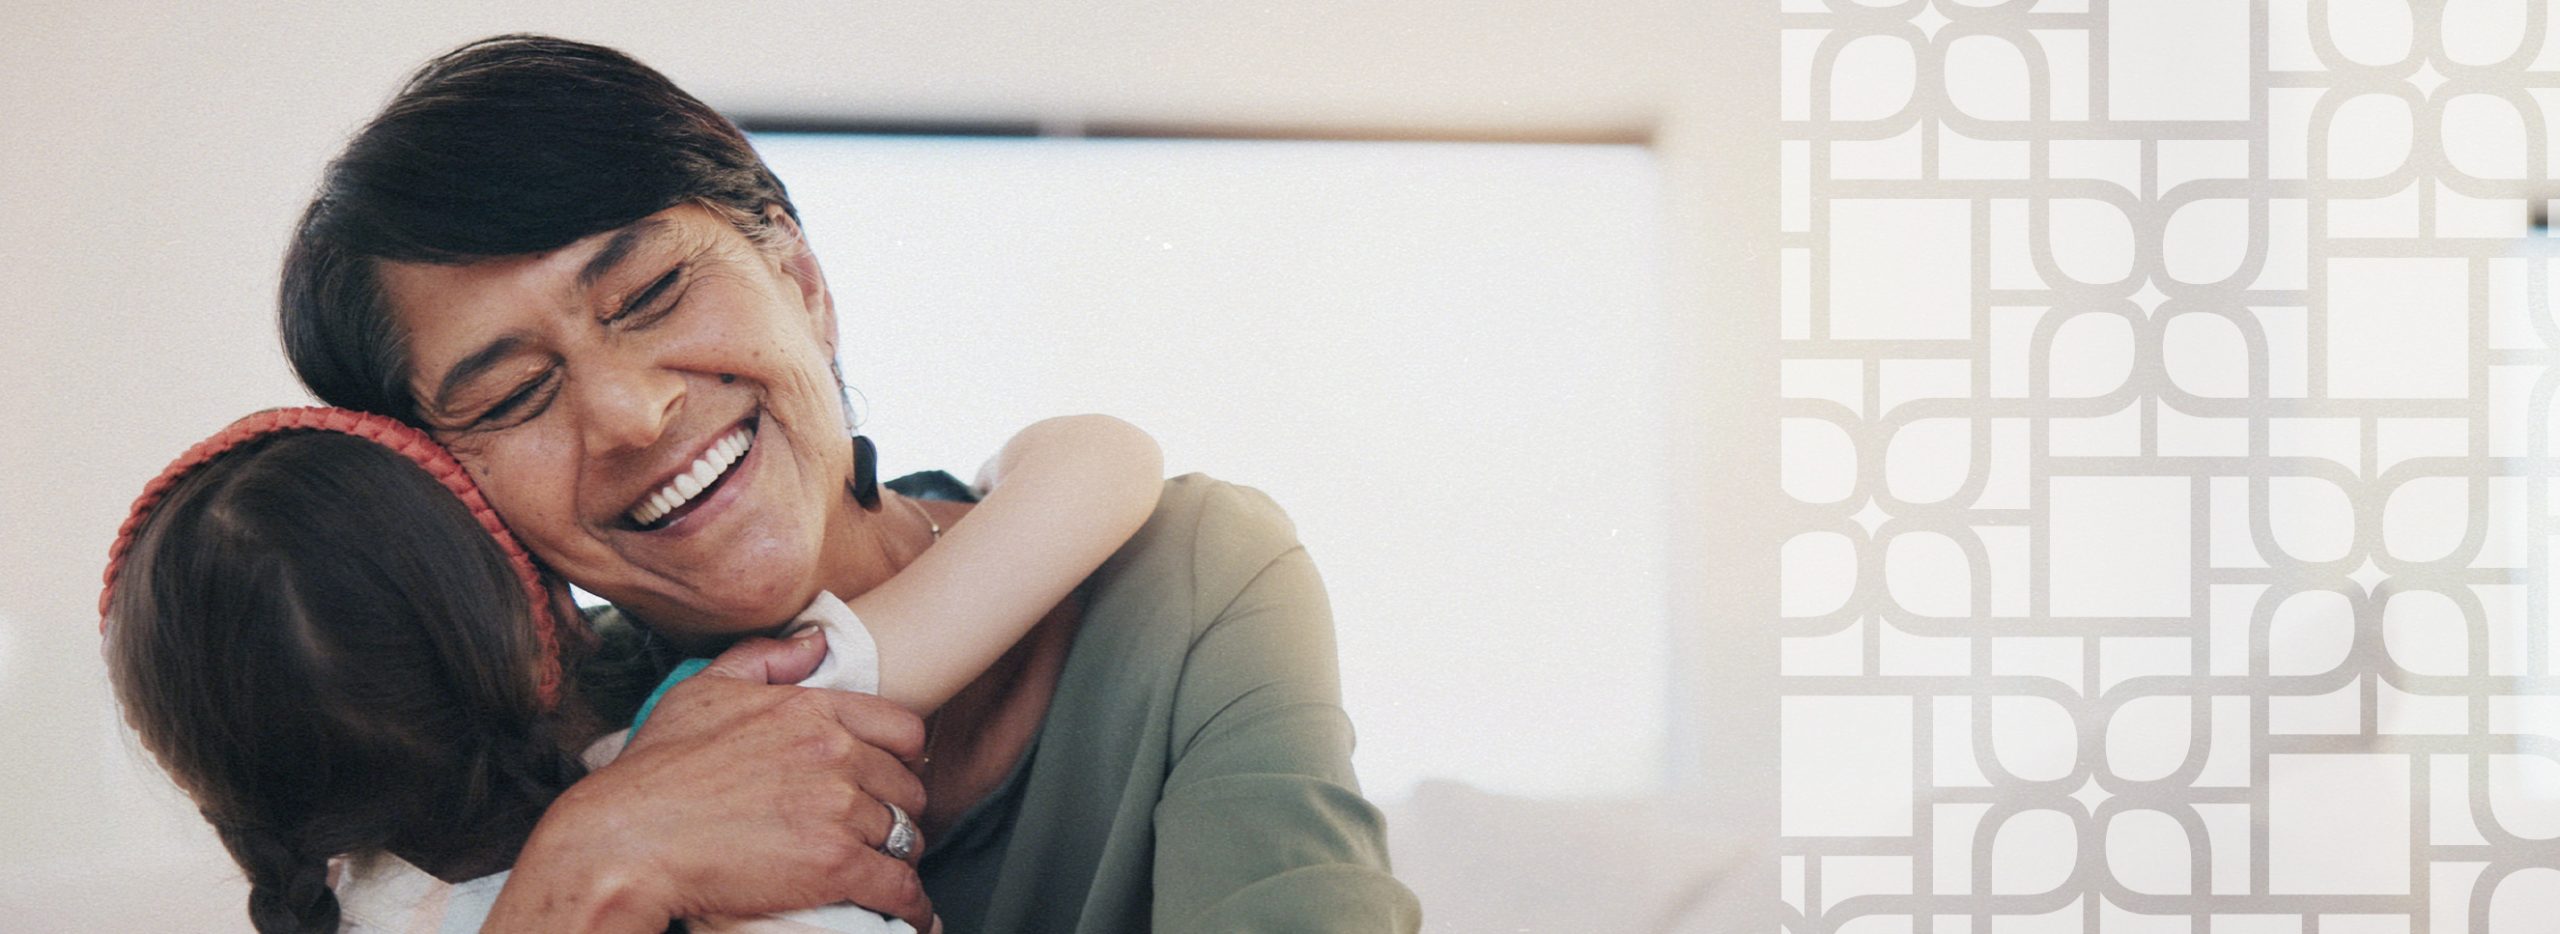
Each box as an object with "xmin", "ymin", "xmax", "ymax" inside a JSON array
[{"xmin": 849, "ymin": 414, "xmax": 1162, "ymax": 714}]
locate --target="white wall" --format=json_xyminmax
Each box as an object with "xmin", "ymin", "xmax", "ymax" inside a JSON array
[
  {"xmin": 0, "ymin": 4, "xmax": 1768, "ymax": 930},
  {"xmin": 762, "ymin": 134, "xmax": 1674, "ymax": 800}
]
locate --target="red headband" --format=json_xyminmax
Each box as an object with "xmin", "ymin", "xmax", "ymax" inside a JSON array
[{"xmin": 99, "ymin": 407, "xmax": 572, "ymax": 709}]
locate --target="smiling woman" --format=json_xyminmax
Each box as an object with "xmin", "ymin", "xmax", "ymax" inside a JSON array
[{"xmin": 269, "ymin": 34, "xmax": 1418, "ymax": 934}]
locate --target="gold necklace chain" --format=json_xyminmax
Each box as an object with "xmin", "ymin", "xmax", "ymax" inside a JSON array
[{"xmin": 901, "ymin": 493, "xmax": 942, "ymax": 543}]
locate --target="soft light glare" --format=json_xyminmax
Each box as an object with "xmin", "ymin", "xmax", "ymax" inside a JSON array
[{"xmin": 757, "ymin": 134, "xmax": 1675, "ymax": 799}]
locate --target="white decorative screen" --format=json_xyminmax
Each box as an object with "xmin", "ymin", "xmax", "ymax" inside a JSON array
[{"xmin": 1777, "ymin": 1, "xmax": 2560, "ymax": 930}]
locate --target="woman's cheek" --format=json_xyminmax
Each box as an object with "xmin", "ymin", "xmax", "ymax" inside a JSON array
[
  {"xmin": 647, "ymin": 285, "xmax": 765, "ymax": 369},
  {"xmin": 462, "ymin": 428, "xmax": 586, "ymax": 543}
]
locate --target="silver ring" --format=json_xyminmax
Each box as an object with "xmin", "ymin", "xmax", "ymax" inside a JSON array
[{"xmin": 881, "ymin": 801, "xmax": 920, "ymax": 861}]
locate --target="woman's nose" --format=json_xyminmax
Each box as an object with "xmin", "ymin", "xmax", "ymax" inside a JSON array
[{"xmin": 565, "ymin": 353, "xmax": 685, "ymax": 455}]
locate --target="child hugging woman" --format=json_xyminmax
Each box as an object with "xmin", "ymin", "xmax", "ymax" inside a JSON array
[{"xmin": 99, "ymin": 407, "xmax": 1158, "ymax": 933}]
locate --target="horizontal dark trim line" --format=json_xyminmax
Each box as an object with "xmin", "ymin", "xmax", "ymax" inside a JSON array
[
  {"xmin": 1092, "ymin": 119, "xmax": 1654, "ymax": 146},
  {"xmin": 738, "ymin": 116, "xmax": 1046, "ymax": 137},
  {"xmin": 732, "ymin": 113, "xmax": 1656, "ymax": 146}
]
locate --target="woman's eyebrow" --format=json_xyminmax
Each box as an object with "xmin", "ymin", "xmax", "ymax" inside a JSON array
[{"xmin": 577, "ymin": 217, "xmax": 673, "ymax": 290}]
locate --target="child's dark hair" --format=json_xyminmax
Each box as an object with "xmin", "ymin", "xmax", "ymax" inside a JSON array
[{"xmin": 103, "ymin": 431, "xmax": 588, "ymax": 933}]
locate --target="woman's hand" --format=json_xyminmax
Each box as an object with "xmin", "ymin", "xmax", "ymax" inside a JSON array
[{"xmin": 485, "ymin": 631, "xmax": 935, "ymax": 933}]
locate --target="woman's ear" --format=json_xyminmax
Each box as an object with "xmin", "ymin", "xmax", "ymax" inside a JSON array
[{"xmin": 764, "ymin": 206, "xmax": 838, "ymax": 350}]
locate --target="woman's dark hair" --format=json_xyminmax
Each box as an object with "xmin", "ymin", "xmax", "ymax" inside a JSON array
[
  {"xmin": 103, "ymin": 432, "xmax": 588, "ymax": 933},
  {"xmin": 281, "ymin": 34, "xmax": 796, "ymax": 426}
]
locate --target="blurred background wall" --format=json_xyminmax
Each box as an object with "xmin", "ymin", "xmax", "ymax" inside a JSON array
[{"xmin": 0, "ymin": 4, "xmax": 1772, "ymax": 931}]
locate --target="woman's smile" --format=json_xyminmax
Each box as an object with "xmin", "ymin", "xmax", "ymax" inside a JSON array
[{"xmin": 624, "ymin": 416, "xmax": 758, "ymax": 531}]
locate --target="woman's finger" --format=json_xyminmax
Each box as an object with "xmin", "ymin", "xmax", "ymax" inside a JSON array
[
  {"xmin": 791, "ymin": 688, "xmax": 928, "ymax": 763},
  {"xmin": 827, "ymin": 846, "xmax": 936, "ymax": 931},
  {"xmin": 833, "ymin": 718, "xmax": 929, "ymax": 817},
  {"xmin": 696, "ymin": 628, "xmax": 831, "ymax": 685},
  {"xmin": 866, "ymin": 795, "xmax": 927, "ymax": 866}
]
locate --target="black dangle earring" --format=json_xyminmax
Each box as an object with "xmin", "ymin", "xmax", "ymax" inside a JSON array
[{"xmin": 850, "ymin": 435, "xmax": 882, "ymax": 511}]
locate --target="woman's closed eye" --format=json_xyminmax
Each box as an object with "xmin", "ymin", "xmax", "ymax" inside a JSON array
[
  {"xmin": 449, "ymin": 264, "xmax": 687, "ymax": 432},
  {"xmin": 609, "ymin": 264, "xmax": 688, "ymax": 329},
  {"xmin": 473, "ymin": 369, "xmax": 562, "ymax": 430}
]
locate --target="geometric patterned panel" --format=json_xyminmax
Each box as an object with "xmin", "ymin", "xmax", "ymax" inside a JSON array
[{"xmin": 1777, "ymin": 2, "xmax": 2560, "ymax": 930}]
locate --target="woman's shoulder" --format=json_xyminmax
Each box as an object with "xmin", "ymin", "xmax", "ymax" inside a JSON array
[
  {"xmin": 1055, "ymin": 473, "xmax": 1339, "ymax": 740},
  {"xmin": 1158, "ymin": 472, "xmax": 1304, "ymax": 550},
  {"xmin": 1094, "ymin": 473, "xmax": 1308, "ymax": 622}
]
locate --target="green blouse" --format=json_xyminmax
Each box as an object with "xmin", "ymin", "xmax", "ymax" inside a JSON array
[{"xmin": 917, "ymin": 474, "xmax": 1420, "ymax": 933}]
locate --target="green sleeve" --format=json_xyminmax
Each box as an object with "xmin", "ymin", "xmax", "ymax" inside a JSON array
[{"xmin": 1150, "ymin": 542, "xmax": 1423, "ymax": 933}]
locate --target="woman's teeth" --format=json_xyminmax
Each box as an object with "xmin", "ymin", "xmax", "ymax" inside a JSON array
[{"xmin": 630, "ymin": 425, "xmax": 754, "ymax": 526}]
